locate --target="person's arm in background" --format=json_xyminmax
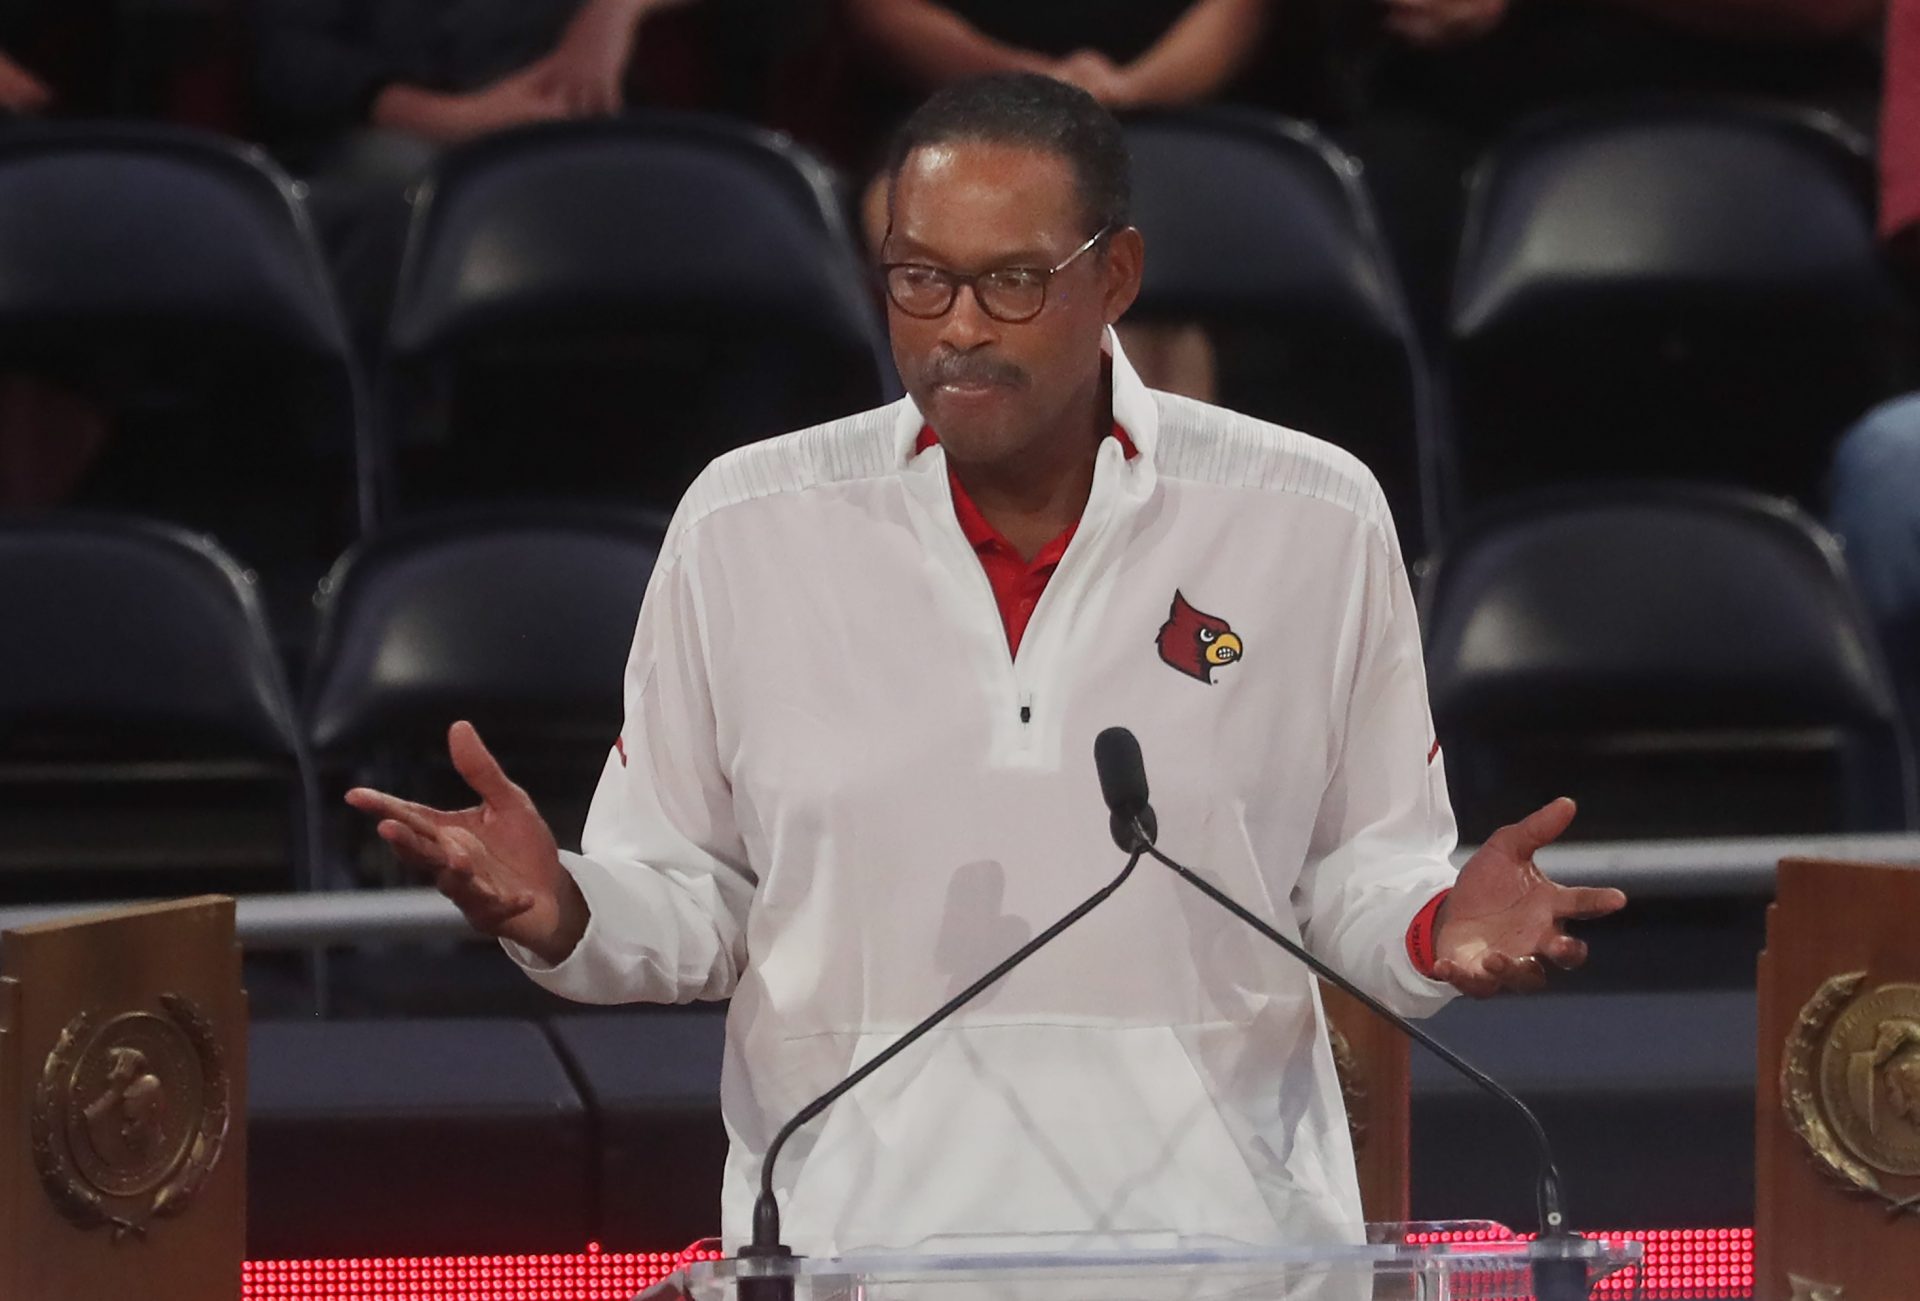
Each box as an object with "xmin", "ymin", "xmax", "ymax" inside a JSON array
[
  {"xmin": 252, "ymin": 0, "xmax": 572, "ymax": 145},
  {"xmin": 1882, "ymin": 0, "xmax": 1920, "ymax": 260},
  {"xmin": 1388, "ymin": 0, "xmax": 1880, "ymax": 50},
  {"xmin": 0, "ymin": 47, "xmax": 50, "ymax": 113},
  {"xmin": 536, "ymin": 0, "xmax": 704, "ymax": 116},
  {"xmin": 1092, "ymin": 0, "xmax": 1271, "ymax": 109},
  {"xmin": 845, "ymin": 0, "xmax": 1056, "ymax": 87}
]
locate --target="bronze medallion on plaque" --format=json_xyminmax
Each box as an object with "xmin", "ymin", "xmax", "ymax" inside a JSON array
[
  {"xmin": 1783, "ymin": 972, "xmax": 1920, "ymax": 1220},
  {"xmin": 29, "ymin": 992, "xmax": 232, "ymax": 1241}
]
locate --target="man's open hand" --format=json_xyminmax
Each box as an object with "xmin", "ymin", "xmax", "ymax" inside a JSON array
[
  {"xmin": 1433, "ymin": 797, "xmax": 1626, "ymax": 997},
  {"xmin": 345, "ymin": 721, "xmax": 587, "ymax": 964}
]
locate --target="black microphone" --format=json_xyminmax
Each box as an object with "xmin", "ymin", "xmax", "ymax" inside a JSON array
[
  {"xmin": 736, "ymin": 841, "xmax": 1152, "ymax": 1294},
  {"xmin": 1090, "ymin": 726, "xmax": 1590, "ymax": 1301}
]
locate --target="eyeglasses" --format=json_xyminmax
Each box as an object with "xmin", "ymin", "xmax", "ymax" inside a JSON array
[{"xmin": 881, "ymin": 225, "xmax": 1113, "ymax": 324}]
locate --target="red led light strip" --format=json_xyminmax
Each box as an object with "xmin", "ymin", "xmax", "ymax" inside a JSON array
[{"xmin": 240, "ymin": 1228, "xmax": 1756, "ymax": 1299}]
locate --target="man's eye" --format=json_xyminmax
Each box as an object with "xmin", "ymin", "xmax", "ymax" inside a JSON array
[
  {"xmin": 898, "ymin": 267, "xmax": 944, "ymax": 288},
  {"xmin": 985, "ymin": 269, "xmax": 1045, "ymax": 292}
]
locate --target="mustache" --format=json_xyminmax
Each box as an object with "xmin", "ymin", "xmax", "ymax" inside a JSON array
[{"xmin": 924, "ymin": 351, "xmax": 1027, "ymax": 388}]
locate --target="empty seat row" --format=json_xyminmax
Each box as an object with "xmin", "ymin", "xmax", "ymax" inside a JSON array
[
  {"xmin": 0, "ymin": 484, "xmax": 1909, "ymax": 906},
  {"xmin": 245, "ymin": 991, "xmax": 1758, "ymax": 1260},
  {"xmin": 0, "ymin": 101, "xmax": 1907, "ymax": 613}
]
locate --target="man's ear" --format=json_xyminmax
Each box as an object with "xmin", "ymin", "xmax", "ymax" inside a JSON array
[{"xmin": 1102, "ymin": 225, "xmax": 1145, "ymax": 324}]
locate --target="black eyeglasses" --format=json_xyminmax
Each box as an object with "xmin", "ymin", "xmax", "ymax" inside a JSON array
[{"xmin": 881, "ymin": 225, "xmax": 1113, "ymax": 324}]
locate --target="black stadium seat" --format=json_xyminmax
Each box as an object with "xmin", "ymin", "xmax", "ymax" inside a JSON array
[
  {"xmin": 378, "ymin": 114, "xmax": 897, "ymax": 516},
  {"xmin": 0, "ymin": 517, "xmax": 315, "ymax": 901},
  {"xmin": 1124, "ymin": 110, "xmax": 1441, "ymax": 551},
  {"xmin": 0, "ymin": 125, "xmax": 367, "ymax": 651},
  {"xmin": 247, "ymin": 1018, "xmax": 592, "ymax": 1258},
  {"xmin": 305, "ymin": 508, "xmax": 665, "ymax": 884},
  {"xmin": 549, "ymin": 1007, "xmax": 730, "ymax": 1250},
  {"xmin": 1448, "ymin": 100, "xmax": 1918, "ymax": 509},
  {"xmin": 1420, "ymin": 486, "xmax": 1917, "ymax": 841}
]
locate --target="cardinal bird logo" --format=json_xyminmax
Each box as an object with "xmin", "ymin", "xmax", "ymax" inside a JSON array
[{"xmin": 1156, "ymin": 591, "xmax": 1243, "ymax": 684}]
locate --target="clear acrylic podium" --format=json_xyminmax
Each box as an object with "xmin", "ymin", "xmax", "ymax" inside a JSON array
[{"xmin": 643, "ymin": 1223, "xmax": 1644, "ymax": 1301}]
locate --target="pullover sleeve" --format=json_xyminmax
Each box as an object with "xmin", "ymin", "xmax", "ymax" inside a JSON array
[
  {"xmin": 1292, "ymin": 496, "xmax": 1459, "ymax": 1019},
  {"xmin": 504, "ymin": 529, "xmax": 756, "ymax": 1004}
]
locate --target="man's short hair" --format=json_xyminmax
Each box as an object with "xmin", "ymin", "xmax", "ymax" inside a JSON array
[{"xmin": 886, "ymin": 73, "xmax": 1131, "ymax": 237}]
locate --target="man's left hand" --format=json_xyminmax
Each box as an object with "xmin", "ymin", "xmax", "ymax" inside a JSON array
[{"xmin": 1432, "ymin": 797, "xmax": 1626, "ymax": 998}]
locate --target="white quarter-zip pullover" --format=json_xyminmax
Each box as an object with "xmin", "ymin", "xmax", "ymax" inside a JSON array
[{"xmin": 510, "ymin": 334, "xmax": 1459, "ymax": 1256}]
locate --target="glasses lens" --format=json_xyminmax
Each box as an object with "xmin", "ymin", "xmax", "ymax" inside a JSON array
[
  {"xmin": 977, "ymin": 269, "xmax": 1047, "ymax": 322},
  {"xmin": 886, "ymin": 266, "xmax": 954, "ymax": 318}
]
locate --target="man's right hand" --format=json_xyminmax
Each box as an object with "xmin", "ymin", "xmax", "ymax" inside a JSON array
[{"xmin": 346, "ymin": 721, "xmax": 589, "ymax": 965}]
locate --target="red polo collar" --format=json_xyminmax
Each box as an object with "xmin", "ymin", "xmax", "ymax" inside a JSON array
[{"xmin": 916, "ymin": 422, "xmax": 1135, "ymax": 656}]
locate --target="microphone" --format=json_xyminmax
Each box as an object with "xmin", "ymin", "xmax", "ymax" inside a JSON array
[
  {"xmin": 1093, "ymin": 725, "xmax": 1157, "ymax": 851},
  {"xmin": 736, "ymin": 840, "xmax": 1151, "ymax": 1291},
  {"xmin": 1090, "ymin": 726, "xmax": 1589, "ymax": 1301}
]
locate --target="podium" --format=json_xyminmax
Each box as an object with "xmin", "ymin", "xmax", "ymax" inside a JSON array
[
  {"xmin": 650, "ymin": 1224, "xmax": 1641, "ymax": 1301},
  {"xmin": 1757, "ymin": 857, "xmax": 1920, "ymax": 1301},
  {"xmin": 0, "ymin": 896, "xmax": 246, "ymax": 1301}
]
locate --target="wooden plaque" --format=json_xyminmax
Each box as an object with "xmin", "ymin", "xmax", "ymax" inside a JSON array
[
  {"xmin": 1756, "ymin": 859, "xmax": 1920, "ymax": 1301},
  {"xmin": 1323, "ymin": 979, "xmax": 1411, "ymax": 1223},
  {"xmin": 0, "ymin": 896, "xmax": 246, "ymax": 1301}
]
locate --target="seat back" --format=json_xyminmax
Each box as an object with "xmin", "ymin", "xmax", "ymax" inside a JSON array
[
  {"xmin": 0, "ymin": 126, "xmax": 367, "ymax": 633},
  {"xmin": 306, "ymin": 508, "xmax": 664, "ymax": 877},
  {"xmin": 1448, "ymin": 100, "xmax": 1917, "ymax": 508},
  {"xmin": 1126, "ymin": 109, "xmax": 1439, "ymax": 550},
  {"xmin": 0, "ymin": 516, "xmax": 313, "ymax": 899},
  {"xmin": 1421, "ymin": 487, "xmax": 1916, "ymax": 840},
  {"xmin": 381, "ymin": 115, "xmax": 895, "ymax": 516}
]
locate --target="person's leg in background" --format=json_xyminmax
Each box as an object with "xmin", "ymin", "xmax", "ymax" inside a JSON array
[{"xmin": 1830, "ymin": 393, "xmax": 1920, "ymax": 754}]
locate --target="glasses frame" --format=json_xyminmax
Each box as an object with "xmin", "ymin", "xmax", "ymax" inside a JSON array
[{"xmin": 880, "ymin": 224, "xmax": 1115, "ymax": 324}]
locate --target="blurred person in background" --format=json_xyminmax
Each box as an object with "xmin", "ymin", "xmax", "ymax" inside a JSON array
[
  {"xmin": 251, "ymin": 0, "xmax": 709, "ymax": 351},
  {"xmin": 1344, "ymin": 0, "xmax": 1884, "ymax": 333},
  {"xmin": 1827, "ymin": 0, "xmax": 1920, "ymax": 774}
]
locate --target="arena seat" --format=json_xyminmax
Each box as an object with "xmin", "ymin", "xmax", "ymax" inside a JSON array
[
  {"xmin": 247, "ymin": 1018, "xmax": 592, "ymax": 1257},
  {"xmin": 1420, "ymin": 486, "xmax": 1916, "ymax": 841},
  {"xmin": 304, "ymin": 507, "xmax": 664, "ymax": 889},
  {"xmin": 1411, "ymin": 990, "xmax": 1756, "ymax": 1230},
  {"xmin": 548, "ymin": 1007, "xmax": 730, "ymax": 1250},
  {"xmin": 0, "ymin": 516, "xmax": 315, "ymax": 902},
  {"xmin": 378, "ymin": 114, "xmax": 896, "ymax": 517},
  {"xmin": 0, "ymin": 125, "xmax": 366, "ymax": 653},
  {"xmin": 1124, "ymin": 109, "xmax": 1441, "ymax": 551},
  {"xmin": 1448, "ymin": 100, "xmax": 1917, "ymax": 510}
]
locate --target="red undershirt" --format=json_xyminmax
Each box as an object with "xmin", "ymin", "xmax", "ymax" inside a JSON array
[{"xmin": 916, "ymin": 422, "xmax": 1451, "ymax": 978}]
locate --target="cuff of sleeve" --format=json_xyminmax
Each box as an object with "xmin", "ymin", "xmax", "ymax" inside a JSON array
[
  {"xmin": 1405, "ymin": 887, "xmax": 1451, "ymax": 980},
  {"xmin": 499, "ymin": 851, "xmax": 602, "ymax": 981}
]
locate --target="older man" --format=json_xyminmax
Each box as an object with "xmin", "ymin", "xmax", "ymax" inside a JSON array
[{"xmin": 348, "ymin": 74, "xmax": 1624, "ymax": 1255}]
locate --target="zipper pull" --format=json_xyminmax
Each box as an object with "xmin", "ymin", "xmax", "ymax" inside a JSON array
[{"xmin": 1019, "ymin": 693, "xmax": 1033, "ymax": 725}]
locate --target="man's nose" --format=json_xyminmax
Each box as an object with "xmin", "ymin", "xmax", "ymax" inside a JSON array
[{"xmin": 938, "ymin": 282, "xmax": 1000, "ymax": 351}]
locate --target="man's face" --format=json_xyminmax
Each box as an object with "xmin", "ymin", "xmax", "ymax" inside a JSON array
[{"xmin": 884, "ymin": 141, "xmax": 1140, "ymax": 468}]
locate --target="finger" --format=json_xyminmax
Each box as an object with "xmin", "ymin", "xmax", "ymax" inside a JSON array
[
  {"xmin": 1432, "ymin": 957, "xmax": 1500, "ymax": 999},
  {"xmin": 1542, "ymin": 934, "xmax": 1589, "ymax": 970},
  {"xmin": 377, "ymin": 819, "xmax": 450, "ymax": 871},
  {"xmin": 1551, "ymin": 884, "xmax": 1627, "ymax": 920},
  {"xmin": 345, "ymin": 786, "xmax": 450, "ymax": 826},
  {"xmin": 448, "ymin": 721, "xmax": 523, "ymax": 806},
  {"xmin": 1492, "ymin": 796, "xmax": 1577, "ymax": 859},
  {"xmin": 351, "ymin": 791, "xmax": 452, "ymax": 846}
]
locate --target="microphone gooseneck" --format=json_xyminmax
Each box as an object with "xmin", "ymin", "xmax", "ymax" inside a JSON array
[
  {"xmin": 742, "ymin": 844, "xmax": 1149, "ymax": 1267},
  {"xmin": 1093, "ymin": 726, "xmax": 1578, "ymax": 1272}
]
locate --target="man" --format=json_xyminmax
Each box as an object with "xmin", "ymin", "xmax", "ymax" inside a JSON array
[{"xmin": 348, "ymin": 74, "xmax": 1625, "ymax": 1254}]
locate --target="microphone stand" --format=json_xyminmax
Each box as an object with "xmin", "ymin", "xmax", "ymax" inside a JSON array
[
  {"xmin": 735, "ymin": 847, "xmax": 1149, "ymax": 1301},
  {"xmin": 1121, "ymin": 817, "xmax": 1592, "ymax": 1301}
]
